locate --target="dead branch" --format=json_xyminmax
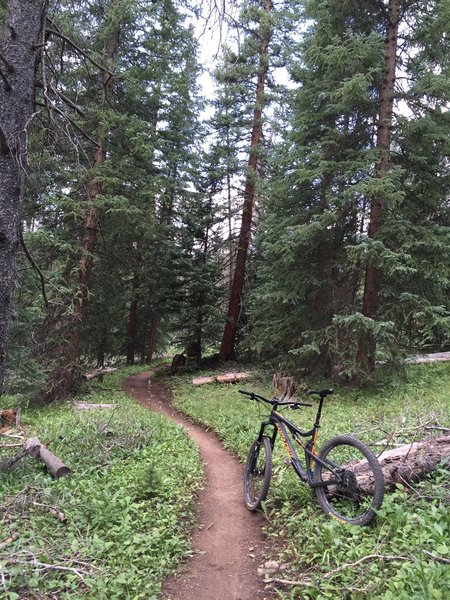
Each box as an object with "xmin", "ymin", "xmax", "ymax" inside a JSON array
[
  {"xmin": 20, "ymin": 228, "xmax": 49, "ymax": 309},
  {"xmin": 45, "ymin": 25, "xmax": 115, "ymax": 77},
  {"xmin": 38, "ymin": 100, "xmax": 100, "ymax": 147},
  {"xmin": 32, "ymin": 501, "xmax": 67, "ymax": 523},
  {"xmin": 423, "ymin": 551, "xmax": 450, "ymax": 565},
  {"xmin": 0, "ymin": 532, "xmax": 19, "ymax": 550},
  {"xmin": 264, "ymin": 554, "xmax": 413, "ymax": 587},
  {"xmin": 49, "ymin": 84, "xmax": 85, "ymax": 116},
  {"xmin": 425, "ymin": 425, "xmax": 450, "ymax": 433},
  {"xmin": 6, "ymin": 555, "xmax": 89, "ymax": 580}
]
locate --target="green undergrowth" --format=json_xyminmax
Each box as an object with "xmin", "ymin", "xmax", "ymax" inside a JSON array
[
  {"xmin": 170, "ymin": 362, "xmax": 450, "ymax": 599},
  {"xmin": 0, "ymin": 365, "xmax": 203, "ymax": 600}
]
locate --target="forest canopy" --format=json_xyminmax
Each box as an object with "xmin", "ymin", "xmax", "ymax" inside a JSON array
[{"xmin": 0, "ymin": 0, "xmax": 449, "ymax": 399}]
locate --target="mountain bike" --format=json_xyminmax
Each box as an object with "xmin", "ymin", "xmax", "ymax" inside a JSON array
[{"xmin": 239, "ymin": 388, "xmax": 384, "ymax": 525}]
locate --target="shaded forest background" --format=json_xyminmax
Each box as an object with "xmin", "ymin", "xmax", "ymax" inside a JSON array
[{"xmin": 0, "ymin": 0, "xmax": 449, "ymax": 401}]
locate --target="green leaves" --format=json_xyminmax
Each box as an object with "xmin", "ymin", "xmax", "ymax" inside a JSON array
[
  {"xmin": 172, "ymin": 364, "xmax": 450, "ymax": 600},
  {"xmin": 0, "ymin": 368, "xmax": 203, "ymax": 598}
]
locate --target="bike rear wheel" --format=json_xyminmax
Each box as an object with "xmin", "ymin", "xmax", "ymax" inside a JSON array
[
  {"xmin": 313, "ymin": 434, "xmax": 384, "ymax": 526},
  {"xmin": 243, "ymin": 437, "xmax": 272, "ymax": 511}
]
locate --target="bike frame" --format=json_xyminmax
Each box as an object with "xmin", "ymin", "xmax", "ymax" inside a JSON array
[{"xmin": 254, "ymin": 395, "xmax": 342, "ymax": 488}]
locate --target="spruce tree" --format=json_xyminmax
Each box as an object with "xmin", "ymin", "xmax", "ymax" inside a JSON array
[{"xmin": 250, "ymin": 0, "xmax": 450, "ymax": 379}]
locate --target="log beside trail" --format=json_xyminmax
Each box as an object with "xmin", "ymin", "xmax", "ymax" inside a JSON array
[
  {"xmin": 192, "ymin": 372, "xmax": 250, "ymax": 386},
  {"xmin": 82, "ymin": 367, "xmax": 117, "ymax": 381},
  {"xmin": 351, "ymin": 435, "xmax": 450, "ymax": 493},
  {"xmin": 24, "ymin": 437, "xmax": 71, "ymax": 479}
]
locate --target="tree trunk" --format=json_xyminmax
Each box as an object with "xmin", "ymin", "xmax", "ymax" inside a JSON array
[
  {"xmin": 357, "ymin": 0, "xmax": 399, "ymax": 373},
  {"xmin": 51, "ymin": 4, "xmax": 121, "ymax": 399},
  {"xmin": 145, "ymin": 315, "xmax": 160, "ymax": 364},
  {"xmin": 0, "ymin": 0, "xmax": 47, "ymax": 394},
  {"xmin": 219, "ymin": 0, "xmax": 271, "ymax": 361},
  {"xmin": 126, "ymin": 273, "xmax": 139, "ymax": 365},
  {"xmin": 71, "ymin": 13, "xmax": 120, "ymax": 348}
]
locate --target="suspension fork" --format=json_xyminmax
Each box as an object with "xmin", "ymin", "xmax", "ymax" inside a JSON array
[{"xmin": 257, "ymin": 420, "xmax": 277, "ymax": 450}]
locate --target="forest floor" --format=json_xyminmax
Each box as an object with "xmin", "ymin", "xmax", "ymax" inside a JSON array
[{"xmin": 123, "ymin": 370, "xmax": 272, "ymax": 600}]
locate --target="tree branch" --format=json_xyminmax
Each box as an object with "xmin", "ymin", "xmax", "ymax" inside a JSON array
[
  {"xmin": 265, "ymin": 554, "xmax": 413, "ymax": 587},
  {"xmin": 49, "ymin": 84, "xmax": 85, "ymax": 116},
  {"xmin": 19, "ymin": 229, "xmax": 49, "ymax": 309},
  {"xmin": 45, "ymin": 24, "xmax": 115, "ymax": 77}
]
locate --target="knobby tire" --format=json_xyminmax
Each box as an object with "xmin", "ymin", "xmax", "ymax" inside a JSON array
[
  {"xmin": 313, "ymin": 434, "xmax": 384, "ymax": 526},
  {"xmin": 243, "ymin": 437, "xmax": 272, "ymax": 511}
]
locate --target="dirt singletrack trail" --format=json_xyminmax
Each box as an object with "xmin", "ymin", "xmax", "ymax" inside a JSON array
[{"xmin": 123, "ymin": 371, "xmax": 270, "ymax": 600}]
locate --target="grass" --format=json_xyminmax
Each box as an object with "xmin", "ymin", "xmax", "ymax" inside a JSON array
[
  {"xmin": 170, "ymin": 362, "xmax": 450, "ymax": 599},
  {"xmin": 0, "ymin": 365, "xmax": 203, "ymax": 600}
]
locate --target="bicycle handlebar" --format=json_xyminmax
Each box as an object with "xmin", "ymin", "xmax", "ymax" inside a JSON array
[
  {"xmin": 238, "ymin": 389, "xmax": 312, "ymax": 408},
  {"xmin": 239, "ymin": 390, "xmax": 273, "ymax": 404}
]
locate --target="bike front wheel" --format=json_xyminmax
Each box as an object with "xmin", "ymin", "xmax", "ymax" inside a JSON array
[
  {"xmin": 243, "ymin": 437, "xmax": 272, "ymax": 511},
  {"xmin": 313, "ymin": 434, "xmax": 384, "ymax": 526}
]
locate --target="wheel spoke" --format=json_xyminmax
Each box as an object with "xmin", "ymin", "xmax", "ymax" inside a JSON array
[{"xmin": 314, "ymin": 435, "xmax": 384, "ymax": 525}]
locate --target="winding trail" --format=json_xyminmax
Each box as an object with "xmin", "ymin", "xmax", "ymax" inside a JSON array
[{"xmin": 123, "ymin": 371, "xmax": 270, "ymax": 600}]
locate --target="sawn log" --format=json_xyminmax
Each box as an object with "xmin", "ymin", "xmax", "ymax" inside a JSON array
[
  {"xmin": 192, "ymin": 372, "xmax": 249, "ymax": 386},
  {"xmin": 24, "ymin": 437, "xmax": 71, "ymax": 479}
]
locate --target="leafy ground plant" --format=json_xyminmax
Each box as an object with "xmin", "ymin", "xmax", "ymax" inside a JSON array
[
  {"xmin": 171, "ymin": 362, "xmax": 450, "ymax": 600},
  {"xmin": 0, "ymin": 365, "xmax": 203, "ymax": 600}
]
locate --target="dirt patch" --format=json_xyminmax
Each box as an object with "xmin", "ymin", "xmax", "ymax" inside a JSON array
[{"xmin": 123, "ymin": 371, "xmax": 271, "ymax": 600}]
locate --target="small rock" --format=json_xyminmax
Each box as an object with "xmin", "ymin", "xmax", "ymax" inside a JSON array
[{"xmin": 258, "ymin": 560, "xmax": 280, "ymax": 577}]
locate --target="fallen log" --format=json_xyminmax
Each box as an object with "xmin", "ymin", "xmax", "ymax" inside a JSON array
[
  {"xmin": 73, "ymin": 402, "xmax": 117, "ymax": 410},
  {"xmin": 341, "ymin": 435, "xmax": 450, "ymax": 494},
  {"xmin": 24, "ymin": 437, "xmax": 71, "ymax": 479},
  {"xmin": 377, "ymin": 434, "xmax": 450, "ymax": 487},
  {"xmin": 82, "ymin": 367, "xmax": 117, "ymax": 381},
  {"xmin": 192, "ymin": 372, "xmax": 250, "ymax": 386}
]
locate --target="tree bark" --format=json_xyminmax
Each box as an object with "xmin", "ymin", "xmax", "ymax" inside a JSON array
[
  {"xmin": 357, "ymin": 0, "xmax": 399, "ymax": 372},
  {"xmin": 0, "ymin": 0, "xmax": 47, "ymax": 394},
  {"xmin": 126, "ymin": 273, "xmax": 139, "ymax": 365},
  {"xmin": 220, "ymin": 0, "xmax": 271, "ymax": 361},
  {"xmin": 71, "ymin": 10, "xmax": 120, "ymax": 350},
  {"xmin": 145, "ymin": 315, "xmax": 160, "ymax": 364}
]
